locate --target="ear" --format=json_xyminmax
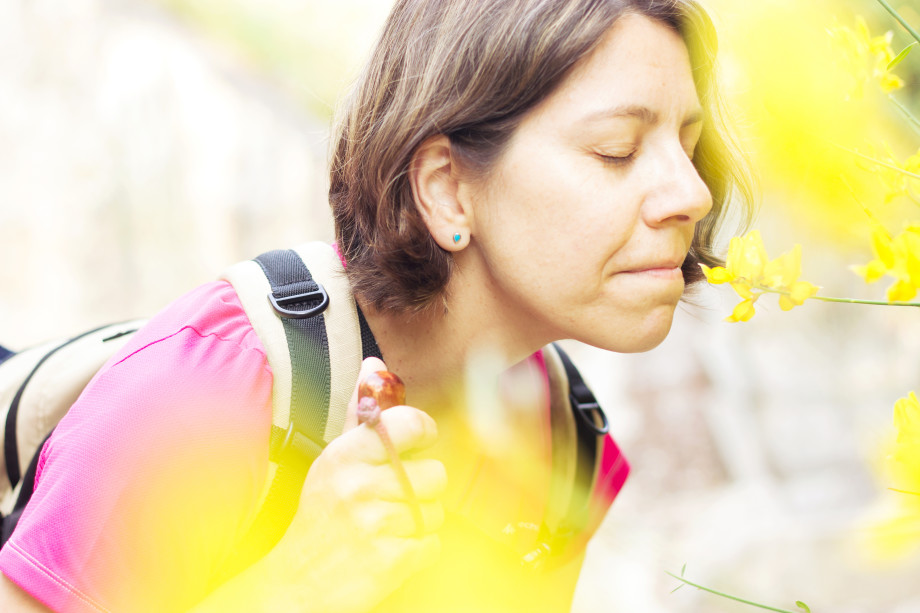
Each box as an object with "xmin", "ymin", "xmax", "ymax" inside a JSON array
[{"xmin": 409, "ymin": 135, "xmax": 472, "ymax": 251}]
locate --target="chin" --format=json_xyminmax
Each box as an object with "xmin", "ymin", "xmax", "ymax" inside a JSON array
[{"xmin": 581, "ymin": 307, "xmax": 676, "ymax": 354}]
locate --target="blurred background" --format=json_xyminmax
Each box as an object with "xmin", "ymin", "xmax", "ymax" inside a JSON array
[{"xmin": 2, "ymin": 0, "xmax": 920, "ymax": 610}]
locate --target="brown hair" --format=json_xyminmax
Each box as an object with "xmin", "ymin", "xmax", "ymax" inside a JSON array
[{"xmin": 330, "ymin": 0, "xmax": 753, "ymax": 314}]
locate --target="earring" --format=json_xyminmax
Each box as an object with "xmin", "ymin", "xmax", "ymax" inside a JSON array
[{"xmin": 453, "ymin": 232, "xmax": 462, "ymax": 244}]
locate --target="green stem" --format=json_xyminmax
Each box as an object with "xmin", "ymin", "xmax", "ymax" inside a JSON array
[
  {"xmin": 666, "ymin": 573, "xmax": 804, "ymax": 613},
  {"xmin": 875, "ymin": 0, "xmax": 920, "ymax": 46},
  {"xmin": 889, "ymin": 95, "xmax": 920, "ymax": 135},
  {"xmin": 756, "ymin": 286, "xmax": 920, "ymax": 308},
  {"xmin": 829, "ymin": 142, "xmax": 920, "ymax": 181}
]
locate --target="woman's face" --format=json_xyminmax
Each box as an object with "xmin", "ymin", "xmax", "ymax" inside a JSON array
[{"xmin": 467, "ymin": 13, "xmax": 713, "ymax": 353}]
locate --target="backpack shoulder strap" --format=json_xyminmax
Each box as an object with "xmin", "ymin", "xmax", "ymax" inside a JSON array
[
  {"xmin": 216, "ymin": 242, "xmax": 379, "ymax": 583},
  {"xmin": 222, "ymin": 243, "xmax": 366, "ymax": 457},
  {"xmin": 532, "ymin": 342, "xmax": 610, "ymax": 569}
]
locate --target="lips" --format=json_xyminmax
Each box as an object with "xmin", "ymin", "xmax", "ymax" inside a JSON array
[{"xmin": 621, "ymin": 258, "xmax": 685, "ymax": 274}]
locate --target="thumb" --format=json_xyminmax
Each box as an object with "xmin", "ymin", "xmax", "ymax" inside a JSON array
[{"xmin": 344, "ymin": 356, "xmax": 388, "ymax": 432}]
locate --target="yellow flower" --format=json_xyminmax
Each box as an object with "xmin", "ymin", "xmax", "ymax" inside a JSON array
[
  {"xmin": 880, "ymin": 71, "xmax": 905, "ymax": 93},
  {"xmin": 699, "ymin": 264, "xmax": 734, "ymax": 285},
  {"xmin": 854, "ymin": 223, "xmax": 920, "ymax": 302},
  {"xmin": 894, "ymin": 392, "xmax": 920, "ymax": 448},
  {"xmin": 726, "ymin": 297, "xmax": 758, "ymax": 323},
  {"xmin": 727, "ymin": 231, "xmax": 769, "ymax": 282},
  {"xmin": 828, "ymin": 16, "xmax": 905, "ymax": 98},
  {"xmin": 890, "ymin": 391, "xmax": 920, "ymax": 505},
  {"xmin": 860, "ymin": 144, "xmax": 920, "ymax": 204},
  {"xmin": 779, "ymin": 281, "xmax": 820, "ymax": 311},
  {"xmin": 701, "ymin": 231, "xmax": 819, "ymax": 322}
]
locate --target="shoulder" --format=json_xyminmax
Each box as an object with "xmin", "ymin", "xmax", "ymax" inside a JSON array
[
  {"xmin": 0, "ymin": 281, "xmax": 275, "ymax": 611},
  {"xmin": 54, "ymin": 279, "xmax": 274, "ymax": 465},
  {"xmin": 119, "ymin": 280, "xmax": 268, "ymax": 363}
]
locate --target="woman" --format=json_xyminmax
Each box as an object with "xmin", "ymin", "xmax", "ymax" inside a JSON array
[{"xmin": 0, "ymin": 0, "xmax": 750, "ymax": 611}]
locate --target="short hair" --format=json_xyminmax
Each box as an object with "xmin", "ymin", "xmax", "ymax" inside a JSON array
[{"xmin": 329, "ymin": 0, "xmax": 753, "ymax": 314}]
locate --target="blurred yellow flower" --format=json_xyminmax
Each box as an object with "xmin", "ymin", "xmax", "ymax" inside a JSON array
[
  {"xmin": 853, "ymin": 224, "xmax": 920, "ymax": 302},
  {"xmin": 701, "ymin": 231, "xmax": 820, "ymax": 322},
  {"xmin": 894, "ymin": 392, "xmax": 920, "ymax": 450},
  {"xmin": 857, "ymin": 143, "xmax": 920, "ymax": 203},
  {"xmin": 867, "ymin": 391, "xmax": 920, "ymax": 562},
  {"xmin": 828, "ymin": 16, "xmax": 905, "ymax": 98}
]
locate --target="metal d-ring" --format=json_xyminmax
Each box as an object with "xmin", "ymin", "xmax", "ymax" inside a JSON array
[
  {"xmin": 572, "ymin": 395, "xmax": 610, "ymax": 435},
  {"xmin": 268, "ymin": 285, "xmax": 329, "ymax": 319}
]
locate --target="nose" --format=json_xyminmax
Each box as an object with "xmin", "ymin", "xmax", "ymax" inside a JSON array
[{"xmin": 644, "ymin": 146, "xmax": 713, "ymax": 227}]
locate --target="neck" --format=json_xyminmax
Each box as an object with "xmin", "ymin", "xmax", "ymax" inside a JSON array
[
  {"xmin": 357, "ymin": 249, "xmax": 555, "ymax": 513},
  {"xmin": 357, "ymin": 247, "xmax": 550, "ymax": 416}
]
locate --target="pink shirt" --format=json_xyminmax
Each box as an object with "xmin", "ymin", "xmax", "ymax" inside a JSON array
[
  {"xmin": 0, "ymin": 279, "xmax": 628, "ymax": 612},
  {"xmin": 0, "ymin": 282, "xmax": 274, "ymax": 612}
]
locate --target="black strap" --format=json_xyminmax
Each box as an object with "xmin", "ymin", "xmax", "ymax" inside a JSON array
[
  {"xmin": 0, "ymin": 346, "xmax": 14, "ymax": 366},
  {"xmin": 4, "ymin": 324, "xmax": 114, "ymax": 487},
  {"xmin": 216, "ymin": 250, "xmax": 382, "ymax": 586},
  {"xmin": 555, "ymin": 343, "xmax": 605, "ymax": 531},
  {"xmin": 529, "ymin": 344, "xmax": 607, "ymax": 571},
  {"xmin": 0, "ymin": 431, "xmax": 52, "ymax": 547},
  {"xmin": 255, "ymin": 249, "xmax": 332, "ymax": 450}
]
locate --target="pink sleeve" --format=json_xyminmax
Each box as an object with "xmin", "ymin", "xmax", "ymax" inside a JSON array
[{"xmin": 0, "ymin": 282, "xmax": 274, "ymax": 613}]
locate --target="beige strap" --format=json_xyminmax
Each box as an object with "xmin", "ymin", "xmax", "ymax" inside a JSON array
[
  {"xmin": 220, "ymin": 260, "xmax": 292, "ymax": 430},
  {"xmin": 219, "ymin": 244, "xmax": 362, "ymax": 523},
  {"xmin": 541, "ymin": 344, "xmax": 579, "ymax": 533}
]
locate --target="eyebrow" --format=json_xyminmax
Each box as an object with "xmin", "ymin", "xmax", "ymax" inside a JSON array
[{"xmin": 583, "ymin": 104, "xmax": 704, "ymax": 128}]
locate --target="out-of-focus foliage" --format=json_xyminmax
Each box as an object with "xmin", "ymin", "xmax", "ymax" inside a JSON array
[
  {"xmin": 709, "ymin": 0, "xmax": 920, "ymax": 247},
  {"xmin": 152, "ymin": 0, "xmax": 394, "ymax": 119}
]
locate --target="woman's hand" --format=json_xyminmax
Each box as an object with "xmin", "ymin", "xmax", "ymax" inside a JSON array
[{"xmin": 195, "ymin": 357, "xmax": 446, "ymax": 613}]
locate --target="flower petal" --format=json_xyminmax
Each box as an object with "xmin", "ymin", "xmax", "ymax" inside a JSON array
[
  {"xmin": 764, "ymin": 244, "xmax": 802, "ymax": 289},
  {"xmin": 726, "ymin": 298, "xmax": 757, "ymax": 323},
  {"xmin": 700, "ymin": 264, "xmax": 734, "ymax": 285},
  {"xmin": 851, "ymin": 259, "xmax": 888, "ymax": 284},
  {"xmin": 880, "ymin": 72, "xmax": 905, "ymax": 93},
  {"xmin": 789, "ymin": 281, "xmax": 820, "ymax": 305},
  {"xmin": 739, "ymin": 231, "xmax": 769, "ymax": 281},
  {"xmin": 887, "ymin": 279, "xmax": 917, "ymax": 302},
  {"xmin": 872, "ymin": 225, "xmax": 896, "ymax": 269},
  {"xmin": 895, "ymin": 392, "xmax": 920, "ymax": 443},
  {"xmin": 730, "ymin": 280, "xmax": 754, "ymax": 300}
]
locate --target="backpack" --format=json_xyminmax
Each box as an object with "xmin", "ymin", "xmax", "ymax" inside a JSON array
[{"xmin": 0, "ymin": 242, "xmax": 612, "ymax": 574}]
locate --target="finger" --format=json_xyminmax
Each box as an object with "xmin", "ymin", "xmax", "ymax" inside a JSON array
[
  {"xmin": 345, "ymin": 405, "xmax": 438, "ymax": 463},
  {"xmin": 364, "ymin": 459, "xmax": 447, "ymax": 502},
  {"xmin": 355, "ymin": 500, "xmax": 445, "ymax": 537},
  {"xmin": 345, "ymin": 356, "xmax": 388, "ymax": 432}
]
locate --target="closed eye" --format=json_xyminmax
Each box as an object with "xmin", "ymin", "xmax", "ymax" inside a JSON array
[{"xmin": 598, "ymin": 151, "xmax": 637, "ymax": 167}]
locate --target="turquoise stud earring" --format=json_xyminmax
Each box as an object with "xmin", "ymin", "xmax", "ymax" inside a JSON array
[{"xmin": 453, "ymin": 232, "xmax": 462, "ymax": 244}]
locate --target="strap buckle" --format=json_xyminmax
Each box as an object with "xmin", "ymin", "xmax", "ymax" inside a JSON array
[
  {"xmin": 271, "ymin": 421, "xmax": 324, "ymax": 469},
  {"xmin": 570, "ymin": 394, "xmax": 609, "ymax": 435},
  {"xmin": 268, "ymin": 285, "xmax": 329, "ymax": 319}
]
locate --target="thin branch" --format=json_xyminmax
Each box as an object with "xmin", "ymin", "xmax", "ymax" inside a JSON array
[
  {"xmin": 888, "ymin": 95, "xmax": 920, "ymax": 135},
  {"xmin": 830, "ymin": 142, "xmax": 920, "ymax": 181},
  {"xmin": 666, "ymin": 572, "xmax": 806, "ymax": 613},
  {"xmin": 756, "ymin": 286, "xmax": 920, "ymax": 308},
  {"xmin": 875, "ymin": 0, "xmax": 920, "ymax": 46}
]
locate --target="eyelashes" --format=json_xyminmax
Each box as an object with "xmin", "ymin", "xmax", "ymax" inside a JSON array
[
  {"xmin": 598, "ymin": 151, "xmax": 637, "ymax": 167},
  {"xmin": 597, "ymin": 142, "xmax": 697, "ymax": 169}
]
